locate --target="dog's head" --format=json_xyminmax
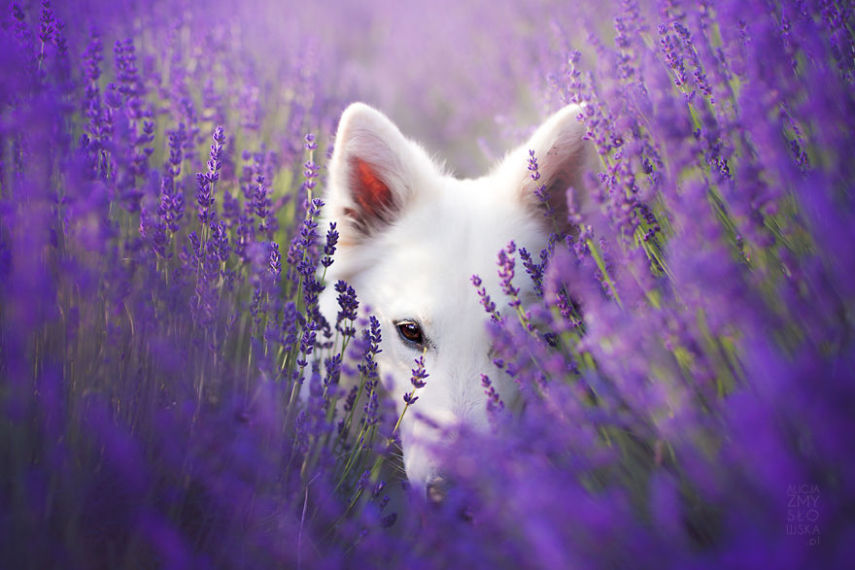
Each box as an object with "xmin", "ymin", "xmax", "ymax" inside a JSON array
[{"xmin": 322, "ymin": 102, "xmax": 594, "ymax": 495}]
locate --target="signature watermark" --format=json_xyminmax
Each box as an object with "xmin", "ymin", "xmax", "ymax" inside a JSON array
[{"xmin": 786, "ymin": 483, "xmax": 821, "ymax": 546}]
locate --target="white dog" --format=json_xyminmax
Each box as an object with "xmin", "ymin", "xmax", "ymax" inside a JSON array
[{"xmin": 321, "ymin": 102, "xmax": 594, "ymax": 497}]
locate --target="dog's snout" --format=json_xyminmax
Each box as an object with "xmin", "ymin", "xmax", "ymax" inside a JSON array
[
  {"xmin": 425, "ymin": 475, "xmax": 474, "ymax": 522},
  {"xmin": 425, "ymin": 475, "xmax": 449, "ymax": 504}
]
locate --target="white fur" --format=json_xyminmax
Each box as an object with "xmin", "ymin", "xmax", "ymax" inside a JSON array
[{"xmin": 321, "ymin": 102, "xmax": 594, "ymax": 494}]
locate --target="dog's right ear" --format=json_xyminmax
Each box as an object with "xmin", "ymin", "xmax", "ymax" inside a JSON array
[
  {"xmin": 499, "ymin": 104, "xmax": 598, "ymax": 236},
  {"xmin": 326, "ymin": 103, "xmax": 426, "ymax": 244}
]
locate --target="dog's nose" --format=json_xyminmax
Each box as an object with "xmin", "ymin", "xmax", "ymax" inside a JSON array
[
  {"xmin": 425, "ymin": 476, "xmax": 474, "ymax": 522},
  {"xmin": 425, "ymin": 475, "xmax": 449, "ymax": 504}
]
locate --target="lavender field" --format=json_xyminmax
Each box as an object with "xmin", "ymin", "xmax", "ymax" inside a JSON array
[{"xmin": 1, "ymin": 0, "xmax": 853, "ymax": 568}]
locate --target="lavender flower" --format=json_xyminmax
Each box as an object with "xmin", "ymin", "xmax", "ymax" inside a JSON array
[
  {"xmin": 208, "ymin": 125, "xmax": 226, "ymax": 182},
  {"xmin": 409, "ymin": 355, "xmax": 428, "ymax": 389},
  {"xmin": 251, "ymin": 176, "xmax": 271, "ymax": 229},
  {"xmin": 335, "ymin": 280, "xmax": 359, "ymax": 336},
  {"xmin": 195, "ymin": 171, "xmax": 215, "ymax": 225},
  {"xmin": 321, "ymin": 221, "xmax": 338, "ymax": 269},
  {"xmin": 471, "ymin": 274, "xmax": 498, "ymax": 320},
  {"xmin": 166, "ymin": 123, "xmax": 186, "ymax": 178},
  {"xmin": 305, "ymin": 132, "xmax": 318, "ymax": 151},
  {"xmin": 268, "ymin": 241, "xmax": 281, "ymax": 279},
  {"xmin": 480, "ymin": 373, "xmax": 505, "ymax": 415},
  {"xmin": 303, "ymin": 159, "xmax": 319, "ymax": 192},
  {"xmin": 194, "ymin": 126, "xmax": 227, "ymax": 226},
  {"xmin": 497, "ymin": 240, "xmax": 520, "ymax": 307},
  {"xmin": 527, "ymin": 149, "xmax": 551, "ymax": 213},
  {"xmin": 37, "ymin": 0, "xmax": 54, "ymax": 69}
]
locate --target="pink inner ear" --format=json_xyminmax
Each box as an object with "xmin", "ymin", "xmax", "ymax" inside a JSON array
[{"xmin": 352, "ymin": 158, "xmax": 394, "ymax": 222}]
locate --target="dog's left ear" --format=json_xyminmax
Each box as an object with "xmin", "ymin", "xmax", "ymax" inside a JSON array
[
  {"xmin": 502, "ymin": 105, "xmax": 598, "ymax": 233},
  {"xmin": 325, "ymin": 103, "xmax": 436, "ymax": 246}
]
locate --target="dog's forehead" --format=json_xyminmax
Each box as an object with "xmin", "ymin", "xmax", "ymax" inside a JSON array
[
  {"xmin": 437, "ymin": 176, "xmax": 543, "ymax": 260},
  {"xmin": 393, "ymin": 180, "xmax": 529, "ymax": 256},
  {"xmin": 369, "ymin": 176, "xmax": 544, "ymax": 316}
]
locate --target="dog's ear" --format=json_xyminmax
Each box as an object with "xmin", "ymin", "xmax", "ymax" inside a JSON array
[
  {"xmin": 503, "ymin": 105, "xmax": 598, "ymax": 234},
  {"xmin": 326, "ymin": 103, "xmax": 427, "ymax": 243}
]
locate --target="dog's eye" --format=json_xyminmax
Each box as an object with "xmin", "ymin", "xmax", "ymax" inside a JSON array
[{"xmin": 395, "ymin": 320, "xmax": 425, "ymax": 347}]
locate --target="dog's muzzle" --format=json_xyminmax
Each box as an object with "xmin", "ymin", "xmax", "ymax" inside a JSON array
[{"xmin": 425, "ymin": 475, "xmax": 449, "ymax": 504}]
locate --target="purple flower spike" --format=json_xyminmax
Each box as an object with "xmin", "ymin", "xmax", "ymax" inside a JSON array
[
  {"xmin": 38, "ymin": 1, "xmax": 55, "ymax": 68},
  {"xmin": 207, "ymin": 125, "xmax": 226, "ymax": 183},
  {"xmin": 305, "ymin": 132, "xmax": 318, "ymax": 151},
  {"xmin": 402, "ymin": 392, "xmax": 419, "ymax": 405},
  {"xmin": 321, "ymin": 221, "xmax": 338, "ymax": 268},
  {"xmin": 471, "ymin": 274, "xmax": 499, "ymax": 320},
  {"xmin": 497, "ymin": 240, "xmax": 521, "ymax": 307},
  {"xmin": 195, "ymin": 172, "xmax": 215, "ymax": 225},
  {"xmin": 410, "ymin": 356, "xmax": 429, "ymax": 389}
]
